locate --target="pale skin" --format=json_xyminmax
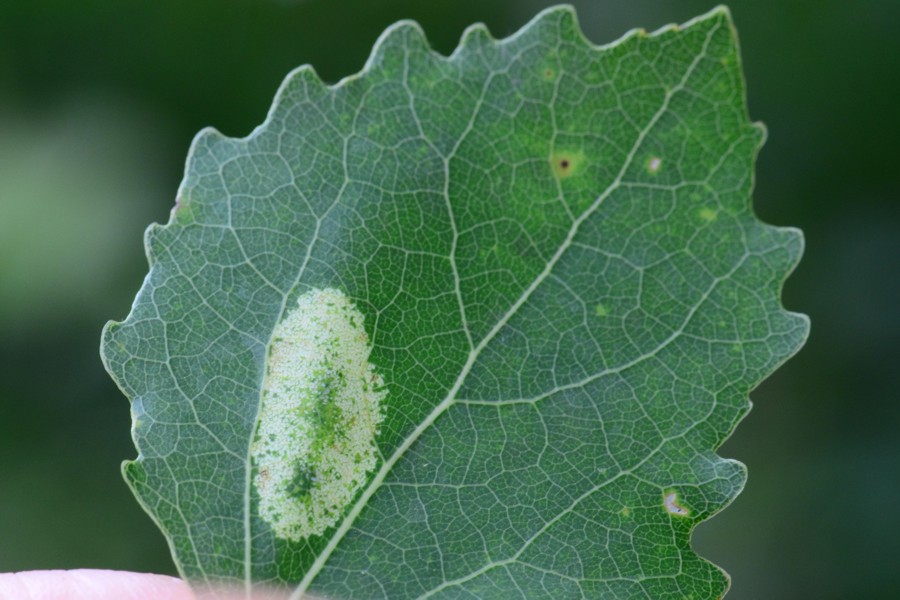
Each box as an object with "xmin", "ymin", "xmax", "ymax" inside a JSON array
[
  {"xmin": 0, "ymin": 570, "xmax": 194, "ymax": 600},
  {"xmin": 0, "ymin": 570, "xmax": 297, "ymax": 599}
]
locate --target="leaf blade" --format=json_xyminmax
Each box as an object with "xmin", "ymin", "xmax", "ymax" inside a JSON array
[{"xmin": 102, "ymin": 6, "xmax": 808, "ymax": 598}]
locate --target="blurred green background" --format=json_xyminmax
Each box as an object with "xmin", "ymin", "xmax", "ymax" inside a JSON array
[{"xmin": 1, "ymin": 1, "xmax": 897, "ymax": 598}]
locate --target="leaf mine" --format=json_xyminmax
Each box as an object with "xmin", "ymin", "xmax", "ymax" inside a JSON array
[{"xmin": 251, "ymin": 288, "xmax": 386, "ymax": 540}]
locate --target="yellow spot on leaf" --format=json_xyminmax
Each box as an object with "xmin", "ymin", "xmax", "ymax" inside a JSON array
[
  {"xmin": 699, "ymin": 207, "xmax": 718, "ymax": 222},
  {"xmin": 594, "ymin": 303, "xmax": 609, "ymax": 317},
  {"xmin": 550, "ymin": 150, "xmax": 584, "ymax": 179}
]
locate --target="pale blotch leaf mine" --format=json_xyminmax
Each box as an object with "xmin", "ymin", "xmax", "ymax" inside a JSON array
[{"xmin": 251, "ymin": 288, "xmax": 386, "ymax": 541}]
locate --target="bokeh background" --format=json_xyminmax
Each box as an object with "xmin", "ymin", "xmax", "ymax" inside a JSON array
[{"xmin": 1, "ymin": 1, "xmax": 897, "ymax": 598}]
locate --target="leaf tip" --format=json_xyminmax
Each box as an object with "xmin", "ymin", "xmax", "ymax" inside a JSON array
[
  {"xmin": 99, "ymin": 319, "xmax": 119, "ymax": 356},
  {"xmin": 364, "ymin": 18, "xmax": 432, "ymax": 72},
  {"xmin": 752, "ymin": 120, "xmax": 768, "ymax": 145},
  {"xmin": 457, "ymin": 21, "xmax": 493, "ymax": 54},
  {"xmin": 121, "ymin": 458, "xmax": 146, "ymax": 486},
  {"xmin": 690, "ymin": 4, "xmax": 736, "ymax": 29},
  {"xmin": 522, "ymin": 4, "xmax": 586, "ymax": 48}
]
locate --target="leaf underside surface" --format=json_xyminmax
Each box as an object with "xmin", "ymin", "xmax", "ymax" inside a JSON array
[{"xmin": 101, "ymin": 5, "xmax": 807, "ymax": 599}]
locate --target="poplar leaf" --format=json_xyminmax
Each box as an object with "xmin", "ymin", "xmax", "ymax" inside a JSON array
[{"xmin": 102, "ymin": 6, "xmax": 807, "ymax": 598}]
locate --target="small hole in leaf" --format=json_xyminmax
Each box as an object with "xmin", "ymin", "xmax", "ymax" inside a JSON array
[{"xmin": 663, "ymin": 491, "xmax": 689, "ymax": 517}]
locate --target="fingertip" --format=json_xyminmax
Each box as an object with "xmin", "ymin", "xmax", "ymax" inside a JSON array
[{"xmin": 0, "ymin": 569, "xmax": 194, "ymax": 600}]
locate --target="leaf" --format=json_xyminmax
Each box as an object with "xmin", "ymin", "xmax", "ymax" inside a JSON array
[{"xmin": 101, "ymin": 5, "xmax": 808, "ymax": 599}]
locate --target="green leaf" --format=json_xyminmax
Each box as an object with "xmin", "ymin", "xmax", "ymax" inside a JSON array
[{"xmin": 101, "ymin": 5, "xmax": 807, "ymax": 598}]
